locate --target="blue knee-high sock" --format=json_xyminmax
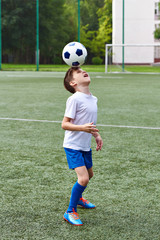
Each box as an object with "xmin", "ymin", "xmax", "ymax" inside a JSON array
[{"xmin": 67, "ymin": 181, "xmax": 86, "ymax": 213}]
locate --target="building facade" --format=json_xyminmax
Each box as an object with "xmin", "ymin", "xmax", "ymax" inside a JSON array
[{"xmin": 112, "ymin": 0, "xmax": 160, "ymax": 64}]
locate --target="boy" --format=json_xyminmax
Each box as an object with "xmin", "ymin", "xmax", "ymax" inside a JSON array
[{"xmin": 62, "ymin": 67, "xmax": 103, "ymax": 226}]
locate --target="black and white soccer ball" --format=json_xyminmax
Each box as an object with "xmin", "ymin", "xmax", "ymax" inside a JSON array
[{"xmin": 62, "ymin": 42, "xmax": 87, "ymax": 67}]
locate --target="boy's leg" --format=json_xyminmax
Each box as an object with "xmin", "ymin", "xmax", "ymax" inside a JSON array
[
  {"xmin": 75, "ymin": 165, "xmax": 90, "ymax": 186},
  {"xmin": 78, "ymin": 167, "xmax": 96, "ymax": 209},
  {"xmin": 79, "ymin": 167, "xmax": 93, "ymax": 199},
  {"xmin": 67, "ymin": 166, "xmax": 89, "ymax": 213}
]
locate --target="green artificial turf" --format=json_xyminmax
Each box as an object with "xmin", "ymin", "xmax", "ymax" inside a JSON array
[
  {"xmin": 1, "ymin": 63, "xmax": 160, "ymax": 73},
  {"xmin": 0, "ymin": 71, "xmax": 160, "ymax": 239},
  {"xmin": 1, "ymin": 64, "xmax": 105, "ymax": 72}
]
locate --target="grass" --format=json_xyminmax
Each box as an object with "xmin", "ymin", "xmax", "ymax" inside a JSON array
[
  {"xmin": 1, "ymin": 63, "xmax": 160, "ymax": 73},
  {"xmin": 107, "ymin": 65, "xmax": 160, "ymax": 73},
  {"xmin": 0, "ymin": 71, "xmax": 160, "ymax": 239},
  {"xmin": 1, "ymin": 64, "xmax": 105, "ymax": 72}
]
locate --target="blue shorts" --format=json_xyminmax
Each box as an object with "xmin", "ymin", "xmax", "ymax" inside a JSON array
[{"xmin": 64, "ymin": 148, "xmax": 93, "ymax": 170}]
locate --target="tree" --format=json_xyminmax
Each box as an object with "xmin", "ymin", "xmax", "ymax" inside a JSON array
[
  {"xmin": 95, "ymin": 0, "xmax": 112, "ymax": 56},
  {"xmin": 80, "ymin": 0, "xmax": 104, "ymax": 31},
  {"xmin": 154, "ymin": 2, "xmax": 160, "ymax": 41},
  {"xmin": 154, "ymin": 28, "xmax": 160, "ymax": 40},
  {"xmin": 80, "ymin": 0, "xmax": 112, "ymax": 63},
  {"xmin": 2, "ymin": 0, "xmax": 74, "ymax": 64},
  {"xmin": 39, "ymin": 0, "xmax": 72, "ymax": 63},
  {"xmin": 1, "ymin": 0, "xmax": 112, "ymax": 64},
  {"xmin": 2, "ymin": 0, "xmax": 36, "ymax": 63},
  {"xmin": 62, "ymin": 0, "xmax": 78, "ymax": 42}
]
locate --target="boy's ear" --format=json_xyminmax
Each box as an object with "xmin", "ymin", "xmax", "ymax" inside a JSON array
[{"xmin": 69, "ymin": 80, "xmax": 77, "ymax": 87}]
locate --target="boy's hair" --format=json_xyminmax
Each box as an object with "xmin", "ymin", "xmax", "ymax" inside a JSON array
[{"xmin": 64, "ymin": 67, "xmax": 79, "ymax": 94}]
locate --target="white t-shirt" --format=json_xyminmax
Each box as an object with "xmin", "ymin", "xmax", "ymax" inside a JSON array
[{"xmin": 63, "ymin": 91, "xmax": 97, "ymax": 151}]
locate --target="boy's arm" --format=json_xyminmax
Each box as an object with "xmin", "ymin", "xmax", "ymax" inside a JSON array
[
  {"xmin": 62, "ymin": 116, "xmax": 99, "ymax": 134},
  {"xmin": 92, "ymin": 132, "xmax": 103, "ymax": 151}
]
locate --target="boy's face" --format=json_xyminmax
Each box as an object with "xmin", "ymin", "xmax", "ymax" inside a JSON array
[{"xmin": 72, "ymin": 68, "xmax": 91, "ymax": 87}]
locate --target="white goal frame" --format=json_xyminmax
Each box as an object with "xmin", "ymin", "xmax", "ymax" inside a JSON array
[{"xmin": 105, "ymin": 43, "xmax": 160, "ymax": 73}]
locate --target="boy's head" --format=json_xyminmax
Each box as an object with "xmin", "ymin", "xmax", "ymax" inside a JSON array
[
  {"xmin": 64, "ymin": 67, "xmax": 90, "ymax": 94},
  {"xmin": 64, "ymin": 67, "xmax": 79, "ymax": 94}
]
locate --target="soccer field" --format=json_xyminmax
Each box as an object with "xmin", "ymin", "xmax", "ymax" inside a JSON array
[{"xmin": 0, "ymin": 71, "xmax": 160, "ymax": 240}]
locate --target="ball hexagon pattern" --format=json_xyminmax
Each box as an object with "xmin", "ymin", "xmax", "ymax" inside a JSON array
[{"xmin": 62, "ymin": 42, "xmax": 87, "ymax": 67}]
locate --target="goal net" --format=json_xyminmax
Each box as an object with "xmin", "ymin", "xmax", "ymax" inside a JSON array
[{"xmin": 105, "ymin": 43, "xmax": 160, "ymax": 73}]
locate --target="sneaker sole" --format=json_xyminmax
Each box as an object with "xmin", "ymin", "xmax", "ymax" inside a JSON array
[
  {"xmin": 63, "ymin": 216, "xmax": 83, "ymax": 226},
  {"xmin": 77, "ymin": 205, "xmax": 96, "ymax": 209}
]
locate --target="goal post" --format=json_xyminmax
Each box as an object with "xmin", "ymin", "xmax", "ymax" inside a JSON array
[{"xmin": 105, "ymin": 43, "xmax": 160, "ymax": 73}]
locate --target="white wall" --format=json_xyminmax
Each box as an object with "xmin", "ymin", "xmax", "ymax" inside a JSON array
[{"xmin": 112, "ymin": 0, "xmax": 155, "ymax": 64}]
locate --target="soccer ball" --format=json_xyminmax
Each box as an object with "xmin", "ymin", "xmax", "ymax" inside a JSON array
[{"xmin": 62, "ymin": 42, "xmax": 87, "ymax": 67}]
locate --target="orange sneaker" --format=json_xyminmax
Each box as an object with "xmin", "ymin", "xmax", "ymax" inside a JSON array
[
  {"xmin": 78, "ymin": 197, "xmax": 96, "ymax": 209},
  {"xmin": 63, "ymin": 208, "xmax": 83, "ymax": 226}
]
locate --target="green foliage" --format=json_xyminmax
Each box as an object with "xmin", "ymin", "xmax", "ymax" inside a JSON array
[
  {"xmin": 96, "ymin": 0, "xmax": 112, "ymax": 47},
  {"xmin": 2, "ymin": 0, "xmax": 72, "ymax": 63},
  {"xmin": 2, "ymin": 0, "xmax": 36, "ymax": 63},
  {"xmin": 62, "ymin": 0, "xmax": 78, "ymax": 42},
  {"xmin": 92, "ymin": 56, "xmax": 103, "ymax": 65},
  {"xmin": 39, "ymin": 0, "xmax": 68, "ymax": 63},
  {"xmin": 80, "ymin": 0, "xmax": 112, "ymax": 61},
  {"xmin": 154, "ymin": 28, "xmax": 160, "ymax": 40},
  {"xmin": 1, "ymin": 0, "xmax": 112, "ymax": 64},
  {"xmin": 80, "ymin": 0, "xmax": 104, "ymax": 31},
  {"xmin": 154, "ymin": 2, "xmax": 160, "ymax": 40}
]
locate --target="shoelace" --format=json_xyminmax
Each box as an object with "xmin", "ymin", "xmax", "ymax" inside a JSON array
[
  {"xmin": 79, "ymin": 197, "xmax": 89, "ymax": 205},
  {"xmin": 69, "ymin": 208, "xmax": 79, "ymax": 220}
]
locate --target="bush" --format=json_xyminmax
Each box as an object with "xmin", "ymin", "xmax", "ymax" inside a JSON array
[
  {"xmin": 53, "ymin": 56, "xmax": 62, "ymax": 64},
  {"xmin": 92, "ymin": 57, "xmax": 103, "ymax": 65},
  {"xmin": 154, "ymin": 28, "xmax": 160, "ymax": 40}
]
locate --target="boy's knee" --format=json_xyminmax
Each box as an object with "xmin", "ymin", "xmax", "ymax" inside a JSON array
[{"xmin": 79, "ymin": 176, "xmax": 89, "ymax": 186}]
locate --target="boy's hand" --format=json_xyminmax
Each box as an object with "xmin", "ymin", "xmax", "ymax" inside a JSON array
[
  {"xmin": 62, "ymin": 118, "xmax": 99, "ymax": 134},
  {"xmin": 92, "ymin": 132, "xmax": 103, "ymax": 151},
  {"xmin": 82, "ymin": 122, "xmax": 99, "ymax": 133},
  {"xmin": 95, "ymin": 135, "xmax": 103, "ymax": 151}
]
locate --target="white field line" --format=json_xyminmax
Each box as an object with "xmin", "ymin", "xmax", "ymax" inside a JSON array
[
  {"xmin": 97, "ymin": 124, "xmax": 160, "ymax": 130},
  {"xmin": 0, "ymin": 117, "xmax": 160, "ymax": 130},
  {"xmin": 95, "ymin": 76, "xmax": 122, "ymax": 79},
  {"xmin": 5, "ymin": 75, "xmax": 122, "ymax": 79},
  {"xmin": 6, "ymin": 75, "xmax": 62, "ymax": 78},
  {"xmin": 0, "ymin": 117, "xmax": 61, "ymax": 124}
]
